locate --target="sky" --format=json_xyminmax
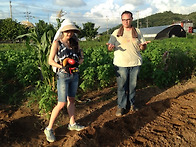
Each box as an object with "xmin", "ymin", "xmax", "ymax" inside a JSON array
[{"xmin": 0, "ymin": 0, "xmax": 196, "ymax": 33}]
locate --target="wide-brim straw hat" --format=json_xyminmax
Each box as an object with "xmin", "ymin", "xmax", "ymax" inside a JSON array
[
  {"xmin": 53, "ymin": 19, "xmax": 80, "ymax": 42},
  {"xmin": 60, "ymin": 20, "xmax": 80, "ymax": 33}
]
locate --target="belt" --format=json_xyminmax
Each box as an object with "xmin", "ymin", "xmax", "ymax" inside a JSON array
[{"xmin": 69, "ymin": 67, "xmax": 79, "ymax": 74}]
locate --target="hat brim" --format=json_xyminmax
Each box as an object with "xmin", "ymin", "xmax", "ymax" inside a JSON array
[{"xmin": 60, "ymin": 24, "xmax": 80, "ymax": 33}]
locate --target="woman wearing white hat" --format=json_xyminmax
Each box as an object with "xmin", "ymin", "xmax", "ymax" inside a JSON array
[{"xmin": 44, "ymin": 19, "xmax": 85, "ymax": 143}]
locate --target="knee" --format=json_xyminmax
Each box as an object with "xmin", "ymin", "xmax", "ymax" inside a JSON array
[{"xmin": 56, "ymin": 102, "xmax": 66, "ymax": 109}]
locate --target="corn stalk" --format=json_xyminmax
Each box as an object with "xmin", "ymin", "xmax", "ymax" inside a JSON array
[{"xmin": 17, "ymin": 28, "xmax": 56, "ymax": 89}]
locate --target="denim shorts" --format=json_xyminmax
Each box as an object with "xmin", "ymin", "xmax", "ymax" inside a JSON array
[{"xmin": 57, "ymin": 71, "xmax": 79, "ymax": 102}]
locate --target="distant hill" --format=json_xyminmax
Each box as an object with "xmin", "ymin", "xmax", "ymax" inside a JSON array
[
  {"xmin": 103, "ymin": 11, "xmax": 196, "ymax": 35},
  {"xmin": 139, "ymin": 11, "xmax": 196, "ymax": 28}
]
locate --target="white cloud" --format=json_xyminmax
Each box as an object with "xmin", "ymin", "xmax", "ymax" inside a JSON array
[
  {"xmin": 82, "ymin": 0, "xmax": 121, "ymax": 30},
  {"xmin": 139, "ymin": 8, "xmax": 153, "ymax": 19},
  {"xmin": 84, "ymin": 0, "xmax": 120, "ymax": 18},
  {"xmin": 123, "ymin": 0, "xmax": 145, "ymax": 6},
  {"xmin": 149, "ymin": 0, "xmax": 182, "ymax": 13},
  {"xmin": 20, "ymin": 0, "xmax": 196, "ymax": 33},
  {"xmin": 119, "ymin": 4, "xmax": 135, "ymax": 13},
  {"xmin": 171, "ymin": 3, "xmax": 196, "ymax": 14},
  {"xmin": 147, "ymin": 0, "xmax": 196, "ymax": 15},
  {"xmin": 54, "ymin": 0, "xmax": 86, "ymax": 7},
  {"xmin": 0, "ymin": 0, "xmax": 195, "ymax": 35},
  {"xmin": 50, "ymin": 13, "xmax": 58, "ymax": 24},
  {"xmin": 80, "ymin": 0, "xmax": 139, "ymax": 32},
  {"xmin": 76, "ymin": 0, "xmax": 157, "ymax": 32}
]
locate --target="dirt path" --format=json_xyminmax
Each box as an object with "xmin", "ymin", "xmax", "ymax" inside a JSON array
[{"xmin": 0, "ymin": 77, "xmax": 196, "ymax": 146}]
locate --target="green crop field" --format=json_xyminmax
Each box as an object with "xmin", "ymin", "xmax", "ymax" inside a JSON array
[{"xmin": 0, "ymin": 36, "xmax": 195, "ymax": 114}]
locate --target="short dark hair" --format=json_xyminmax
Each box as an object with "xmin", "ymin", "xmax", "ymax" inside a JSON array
[{"xmin": 121, "ymin": 11, "xmax": 133, "ymax": 18}]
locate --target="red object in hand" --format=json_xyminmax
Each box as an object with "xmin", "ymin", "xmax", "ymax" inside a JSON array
[{"xmin": 68, "ymin": 59, "xmax": 75, "ymax": 65}]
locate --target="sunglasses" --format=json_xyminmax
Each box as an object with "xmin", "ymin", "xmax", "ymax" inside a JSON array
[{"xmin": 122, "ymin": 19, "xmax": 131, "ymax": 21}]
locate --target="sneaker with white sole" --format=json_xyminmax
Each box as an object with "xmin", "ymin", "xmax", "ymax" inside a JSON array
[
  {"xmin": 44, "ymin": 128, "xmax": 56, "ymax": 142},
  {"xmin": 115, "ymin": 107, "xmax": 124, "ymax": 117},
  {"xmin": 130, "ymin": 105, "xmax": 139, "ymax": 112},
  {"xmin": 68, "ymin": 123, "xmax": 85, "ymax": 131}
]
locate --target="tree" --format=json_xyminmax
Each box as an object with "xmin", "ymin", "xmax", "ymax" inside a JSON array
[
  {"xmin": 34, "ymin": 20, "xmax": 55, "ymax": 41},
  {"xmin": 0, "ymin": 18, "xmax": 27, "ymax": 41},
  {"xmin": 80, "ymin": 22, "xmax": 99, "ymax": 40}
]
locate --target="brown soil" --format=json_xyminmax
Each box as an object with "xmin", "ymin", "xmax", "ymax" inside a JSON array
[{"xmin": 1, "ymin": 77, "xmax": 196, "ymax": 147}]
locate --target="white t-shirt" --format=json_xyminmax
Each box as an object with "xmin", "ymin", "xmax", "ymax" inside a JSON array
[{"xmin": 108, "ymin": 28, "xmax": 145, "ymax": 67}]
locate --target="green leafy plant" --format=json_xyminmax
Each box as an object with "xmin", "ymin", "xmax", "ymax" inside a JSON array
[
  {"xmin": 17, "ymin": 27, "xmax": 56, "ymax": 88},
  {"xmin": 0, "ymin": 46, "xmax": 39, "ymax": 104},
  {"xmin": 16, "ymin": 22, "xmax": 57, "ymax": 114},
  {"xmin": 79, "ymin": 45, "xmax": 114, "ymax": 91},
  {"xmin": 140, "ymin": 37, "xmax": 196, "ymax": 87}
]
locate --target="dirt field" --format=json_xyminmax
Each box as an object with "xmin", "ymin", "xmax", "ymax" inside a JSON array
[{"xmin": 0, "ymin": 77, "xmax": 196, "ymax": 147}]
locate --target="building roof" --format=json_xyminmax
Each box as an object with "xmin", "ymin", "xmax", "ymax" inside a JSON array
[
  {"xmin": 140, "ymin": 25, "xmax": 170, "ymax": 38},
  {"xmin": 20, "ymin": 20, "xmax": 34, "ymax": 28},
  {"xmin": 155, "ymin": 25, "xmax": 186, "ymax": 40},
  {"xmin": 140, "ymin": 24, "xmax": 186, "ymax": 39}
]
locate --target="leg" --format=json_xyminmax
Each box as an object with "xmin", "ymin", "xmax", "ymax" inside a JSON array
[
  {"xmin": 67, "ymin": 97, "xmax": 85, "ymax": 131},
  {"xmin": 48, "ymin": 72, "xmax": 68, "ymax": 129},
  {"xmin": 47, "ymin": 102, "xmax": 66, "ymax": 129},
  {"xmin": 67, "ymin": 96, "xmax": 75, "ymax": 125},
  {"xmin": 128, "ymin": 66, "xmax": 140, "ymax": 107},
  {"xmin": 67, "ymin": 73, "xmax": 85, "ymax": 131},
  {"xmin": 44, "ymin": 102, "xmax": 65, "ymax": 142},
  {"xmin": 44, "ymin": 72, "xmax": 68, "ymax": 142},
  {"xmin": 116, "ymin": 66, "xmax": 128, "ymax": 109},
  {"xmin": 67, "ymin": 73, "xmax": 78, "ymax": 125}
]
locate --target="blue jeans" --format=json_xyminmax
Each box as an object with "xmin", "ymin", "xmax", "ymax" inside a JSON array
[
  {"xmin": 57, "ymin": 72, "xmax": 79, "ymax": 102},
  {"xmin": 115, "ymin": 66, "xmax": 140, "ymax": 109}
]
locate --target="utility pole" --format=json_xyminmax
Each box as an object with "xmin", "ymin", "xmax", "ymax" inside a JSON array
[
  {"xmin": 24, "ymin": 9, "xmax": 31, "ymax": 21},
  {"xmin": 48, "ymin": 14, "xmax": 50, "ymax": 24},
  {"xmin": 106, "ymin": 16, "xmax": 109, "ymax": 34},
  {"xmin": 140, "ymin": 21, "xmax": 142, "ymax": 28},
  {"xmin": 146, "ymin": 18, "xmax": 149, "ymax": 28},
  {"xmin": 136, "ymin": 11, "xmax": 139, "ymax": 28},
  {"xmin": 9, "ymin": 1, "xmax": 12, "ymax": 19}
]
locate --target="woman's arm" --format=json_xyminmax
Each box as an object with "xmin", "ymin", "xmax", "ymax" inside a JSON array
[{"xmin": 48, "ymin": 40, "xmax": 63, "ymax": 69}]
